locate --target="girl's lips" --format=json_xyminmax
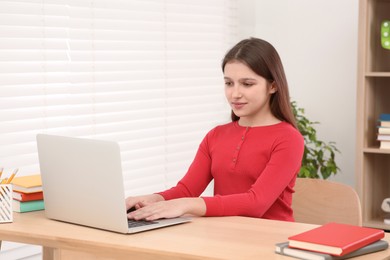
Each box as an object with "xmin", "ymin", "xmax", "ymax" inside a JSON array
[{"xmin": 232, "ymin": 102, "xmax": 246, "ymax": 109}]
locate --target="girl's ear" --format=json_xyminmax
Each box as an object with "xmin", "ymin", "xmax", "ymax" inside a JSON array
[{"xmin": 269, "ymin": 82, "xmax": 277, "ymax": 94}]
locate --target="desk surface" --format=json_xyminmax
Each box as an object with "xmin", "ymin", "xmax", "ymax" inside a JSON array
[{"xmin": 0, "ymin": 211, "xmax": 389, "ymax": 260}]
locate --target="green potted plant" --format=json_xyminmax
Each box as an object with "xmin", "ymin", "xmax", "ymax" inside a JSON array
[{"xmin": 291, "ymin": 101, "xmax": 340, "ymax": 179}]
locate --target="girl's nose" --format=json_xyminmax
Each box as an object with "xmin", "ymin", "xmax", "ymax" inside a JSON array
[{"xmin": 232, "ymin": 86, "xmax": 242, "ymax": 98}]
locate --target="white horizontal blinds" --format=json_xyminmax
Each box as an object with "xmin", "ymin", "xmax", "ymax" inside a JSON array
[
  {"xmin": 0, "ymin": 0, "xmax": 237, "ymax": 194},
  {"xmin": 164, "ymin": 0, "xmax": 236, "ymax": 188},
  {"xmin": 67, "ymin": 0, "xmax": 168, "ymax": 195},
  {"xmin": 0, "ymin": 0, "xmax": 68, "ymax": 258},
  {"xmin": 67, "ymin": 0, "xmax": 237, "ymax": 195},
  {"xmin": 0, "ymin": 0, "xmax": 69, "ymax": 173}
]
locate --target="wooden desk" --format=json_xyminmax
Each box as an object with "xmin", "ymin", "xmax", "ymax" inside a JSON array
[{"xmin": 0, "ymin": 211, "xmax": 389, "ymax": 260}]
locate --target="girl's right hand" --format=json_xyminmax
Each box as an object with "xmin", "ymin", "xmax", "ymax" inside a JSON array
[{"xmin": 125, "ymin": 194, "xmax": 165, "ymax": 212}]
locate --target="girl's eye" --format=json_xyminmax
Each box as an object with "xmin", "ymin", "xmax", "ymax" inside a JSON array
[
  {"xmin": 225, "ymin": 81, "xmax": 233, "ymax": 87},
  {"xmin": 243, "ymin": 82, "xmax": 254, "ymax": 87}
]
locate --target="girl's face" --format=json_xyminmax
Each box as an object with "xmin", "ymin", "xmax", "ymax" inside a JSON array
[{"xmin": 224, "ymin": 60, "xmax": 277, "ymax": 126}]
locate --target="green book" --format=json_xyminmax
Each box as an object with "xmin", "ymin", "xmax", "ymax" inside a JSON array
[{"xmin": 12, "ymin": 199, "xmax": 45, "ymax": 213}]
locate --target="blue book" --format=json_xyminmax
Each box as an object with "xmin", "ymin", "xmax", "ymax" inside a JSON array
[
  {"xmin": 275, "ymin": 240, "xmax": 388, "ymax": 260},
  {"xmin": 379, "ymin": 113, "xmax": 390, "ymax": 121}
]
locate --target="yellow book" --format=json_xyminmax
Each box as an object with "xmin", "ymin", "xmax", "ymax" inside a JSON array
[{"xmin": 10, "ymin": 174, "xmax": 42, "ymax": 194}]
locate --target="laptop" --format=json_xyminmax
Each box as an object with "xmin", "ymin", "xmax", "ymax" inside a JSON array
[{"xmin": 36, "ymin": 134, "xmax": 191, "ymax": 234}]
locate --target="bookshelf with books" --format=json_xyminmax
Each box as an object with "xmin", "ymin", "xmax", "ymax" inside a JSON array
[{"xmin": 356, "ymin": 0, "xmax": 390, "ymax": 230}]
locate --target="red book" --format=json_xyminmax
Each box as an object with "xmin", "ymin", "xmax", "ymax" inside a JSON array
[
  {"xmin": 13, "ymin": 191, "xmax": 44, "ymax": 202},
  {"xmin": 288, "ymin": 222, "xmax": 384, "ymax": 256}
]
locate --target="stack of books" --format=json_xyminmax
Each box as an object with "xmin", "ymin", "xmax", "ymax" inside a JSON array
[
  {"xmin": 11, "ymin": 174, "xmax": 45, "ymax": 213},
  {"xmin": 378, "ymin": 113, "xmax": 390, "ymax": 149},
  {"xmin": 275, "ymin": 222, "xmax": 388, "ymax": 260}
]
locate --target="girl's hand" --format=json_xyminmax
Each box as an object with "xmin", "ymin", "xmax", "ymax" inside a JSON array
[
  {"xmin": 127, "ymin": 198, "xmax": 206, "ymax": 221},
  {"xmin": 125, "ymin": 194, "xmax": 164, "ymax": 212}
]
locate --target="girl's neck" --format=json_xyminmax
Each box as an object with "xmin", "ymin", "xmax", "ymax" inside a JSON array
[{"xmin": 238, "ymin": 116, "xmax": 281, "ymax": 127}]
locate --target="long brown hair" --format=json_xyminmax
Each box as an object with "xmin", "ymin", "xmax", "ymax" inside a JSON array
[{"xmin": 222, "ymin": 37, "xmax": 297, "ymax": 128}]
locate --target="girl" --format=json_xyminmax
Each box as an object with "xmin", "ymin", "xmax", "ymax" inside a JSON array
[{"xmin": 126, "ymin": 37, "xmax": 304, "ymax": 222}]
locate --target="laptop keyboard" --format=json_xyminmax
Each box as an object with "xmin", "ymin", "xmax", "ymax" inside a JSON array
[{"xmin": 128, "ymin": 219, "xmax": 158, "ymax": 228}]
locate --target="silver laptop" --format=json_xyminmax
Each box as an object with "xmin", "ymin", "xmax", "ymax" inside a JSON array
[{"xmin": 36, "ymin": 134, "xmax": 191, "ymax": 234}]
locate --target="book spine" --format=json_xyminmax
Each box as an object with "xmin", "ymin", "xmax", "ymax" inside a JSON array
[
  {"xmin": 378, "ymin": 127, "xmax": 390, "ymax": 134},
  {"xmin": 379, "ymin": 113, "xmax": 390, "ymax": 121},
  {"xmin": 13, "ymin": 200, "xmax": 45, "ymax": 212},
  {"xmin": 379, "ymin": 121, "xmax": 390, "ymax": 127},
  {"xmin": 380, "ymin": 141, "xmax": 390, "ymax": 149},
  {"xmin": 377, "ymin": 135, "xmax": 390, "ymax": 141},
  {"xmin": 13, "ymin": 191, "xmax": 44, "ymax": 202}
]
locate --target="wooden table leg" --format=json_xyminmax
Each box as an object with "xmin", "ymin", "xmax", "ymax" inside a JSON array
[{"xmin": 42, "ymin": 247, "xmax": 54, "ymax": 260}]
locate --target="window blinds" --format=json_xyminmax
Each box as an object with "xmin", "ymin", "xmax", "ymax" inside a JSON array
[
  {"xmin": 0, "ymin": 1, "xmax": 237, "ymax": 258},
  {"xmin": 0, "ymin": 0, "xmax": 237, "ymax": 199}
]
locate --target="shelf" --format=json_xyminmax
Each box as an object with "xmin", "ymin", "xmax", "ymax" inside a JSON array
[
  {"xmin": 357, "ymin": 0, "xmax": 390, "ymax": 231},
  {"xmin": 365, "ymin": 72, "xmax": 390, "ymax": 77},
  {"xmin": 363, "ymin": 147, "xmax": 390, "ymax": 154}
]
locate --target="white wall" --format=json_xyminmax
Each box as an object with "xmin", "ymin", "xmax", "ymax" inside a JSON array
[{"xmin": 238, "ymin": 0, "xmax": 359, "ymax": 187}]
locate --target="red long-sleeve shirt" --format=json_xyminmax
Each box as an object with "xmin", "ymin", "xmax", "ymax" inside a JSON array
[{"xmin": 158, "ymin": 121, "xmax": 304, "ymax": 221}]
